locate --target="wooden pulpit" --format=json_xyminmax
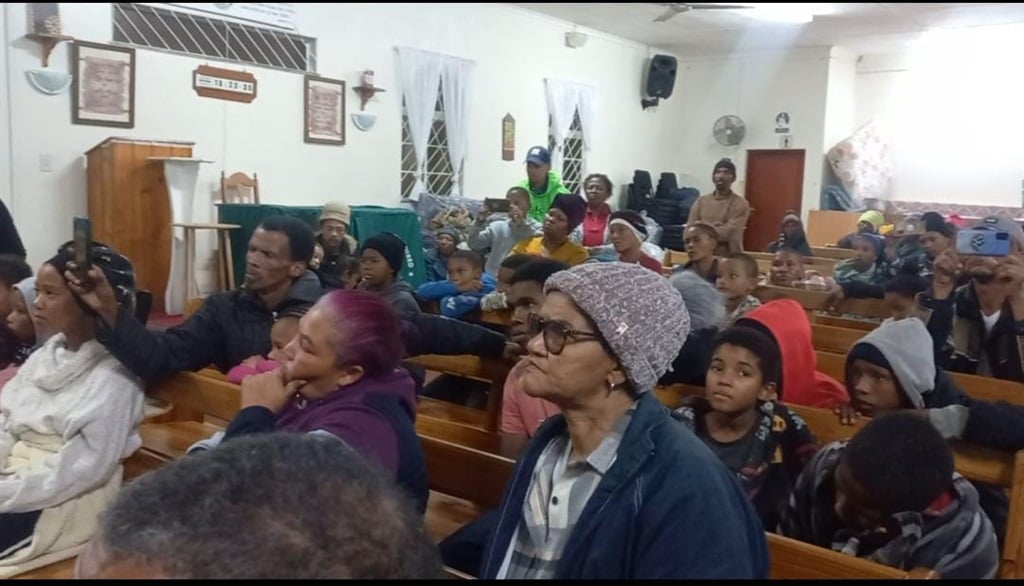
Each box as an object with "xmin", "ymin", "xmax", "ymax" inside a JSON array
[{"xmin": 85, "ymin": 137, "xmax": 195, "ymax": 313}]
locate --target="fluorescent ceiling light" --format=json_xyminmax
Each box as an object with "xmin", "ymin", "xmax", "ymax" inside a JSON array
[{"xmin": 738, "ymin": 3, "xmax": 834, "ymax": 24}]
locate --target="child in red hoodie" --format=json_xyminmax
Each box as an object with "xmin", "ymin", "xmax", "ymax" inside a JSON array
[{"xmin": 735, "ymin": 299, "xmax": 848, "ymax": 409}]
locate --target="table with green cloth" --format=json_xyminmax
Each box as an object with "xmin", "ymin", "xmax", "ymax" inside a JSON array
[{"xmin": 217, "ymin": 203, "xmax": 427, "ymax": 288}]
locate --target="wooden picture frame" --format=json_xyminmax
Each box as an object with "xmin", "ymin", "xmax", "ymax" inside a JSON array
[
  {"xmin": 71, "ymin": 41, "xmax": 135, "ymax": 128},
  {"xmin": 304, "ymin": 75, "xmax": 345, "ymax": 145}
]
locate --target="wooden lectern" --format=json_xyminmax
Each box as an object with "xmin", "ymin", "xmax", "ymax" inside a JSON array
[{"xmin": 85, "ymin": 137, "xmax": 195, "ymax": 313}]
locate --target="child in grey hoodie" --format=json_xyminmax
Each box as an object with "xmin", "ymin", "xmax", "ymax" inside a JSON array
[
  {"xmin": 840, "ymin": 316, "xmax": 1024, "ymax": 543},
  {"xmin": 466, "ymin": 187, "xmax": 541, "ymax": 277}
]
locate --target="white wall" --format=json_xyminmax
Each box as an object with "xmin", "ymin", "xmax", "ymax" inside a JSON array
[
  {"xmin": 854, "ymin": 24, "xmax": 1024, "ymax": 208},
  {"xmin": 3, "ymin": 2, "xmax": 685, "ymax": 279},
  {"xmin": 671, "ymin": 47, "xmax": 833, "ymax": 221}
]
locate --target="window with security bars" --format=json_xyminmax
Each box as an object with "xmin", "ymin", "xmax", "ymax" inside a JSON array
[
  {"xmin": 112, "ymin": 3, "xmax": 316, "ymax": 74},
  {"xmin": 400, "ymin": 86, "xmax": 455, "ymax": 199},
  {"xmin": 548, "ymin": 108, "xmax": 585, "ymax": 195}
]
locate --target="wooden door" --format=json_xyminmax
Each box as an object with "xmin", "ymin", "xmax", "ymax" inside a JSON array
[{"xmin": 743, "ymin": 149, "xmax": 805, "ymax": 252}]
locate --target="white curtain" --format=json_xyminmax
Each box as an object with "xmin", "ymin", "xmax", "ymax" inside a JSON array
[
  {"xmin": 440, "ymin": 57, "xmax": 474, "ymax": 197},
  {"xmin": 544, "ymin": 79, "xmax": 599, "ymax": 175},
  {"xmin": 576, "ymin": 85, "xmax": 598, "ymax": 177},
  {"xmin": 397, "ymin": 48, "xmax": 444, "ymax": 201}
]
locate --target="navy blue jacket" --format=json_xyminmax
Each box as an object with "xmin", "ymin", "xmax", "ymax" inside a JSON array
[{"xmin": 480, "ymin": 392, "xmax": 769, "ymax": 579}]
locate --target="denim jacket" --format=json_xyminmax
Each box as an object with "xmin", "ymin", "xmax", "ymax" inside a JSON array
[{"xmin": 480, "ymin": 392, "xmax": 769, "ymax": 579}]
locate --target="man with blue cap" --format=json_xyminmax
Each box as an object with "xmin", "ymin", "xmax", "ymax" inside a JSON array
[{"xmin": 519, "ymin": 146, "xmax": 571, "ymax": 223}]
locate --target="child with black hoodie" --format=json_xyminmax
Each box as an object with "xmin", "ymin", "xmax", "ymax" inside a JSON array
[
  {"xmin": 357, "ymin": 233, "xmax": 421, "ymax": 320},
  {"xmin": 674, "ymin": 326, "xmax": 819, "ymax": 530}
]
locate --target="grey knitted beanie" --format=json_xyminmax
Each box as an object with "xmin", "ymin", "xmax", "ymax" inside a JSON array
[{"xmin": 544, "ymin": 262, "xmax": 690, "ymax": 393}]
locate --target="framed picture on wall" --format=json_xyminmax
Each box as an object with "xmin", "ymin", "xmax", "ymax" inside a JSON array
[
  {"xmin": 304, "ymin": 75, "xmax": 345, "ymax": 145},
  {"xmin": 71, "ymin": 41, "xmax": 135, "ymax": 128}
]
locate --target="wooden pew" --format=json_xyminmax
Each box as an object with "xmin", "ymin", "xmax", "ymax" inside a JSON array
[
  {"xmin": 810, "ymin": 246, "xmax": 858, "ymax": 260},
  {"xmin": 811, "ymin": 323, "xmax": 871, "ymax": 355},
  {"xmin": 756, "ymin": 285, "xmax": 890, "ymax": 319},
  {"xmin": 404, "ymin": 354, "xmax": 510, "ymax": 433},
  {"xmin": 811, "ymin": 313, "xmax": 878, "ymax": 332},
  {"xmin": 767, "ymin": 533, "xmax": 918, "ymax": 579}
]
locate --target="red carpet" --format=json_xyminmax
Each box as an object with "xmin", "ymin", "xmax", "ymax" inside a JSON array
[{"xmin": 147, "ymin": 311, "xmax": 185, "ymax": 331}]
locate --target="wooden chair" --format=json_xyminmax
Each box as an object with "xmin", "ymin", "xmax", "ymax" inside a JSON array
[
  {"xmin": 172, "ymin": 222, "xmax": 242, "ymax": 299},
  {"xmin": 220, "ymin": 171, "xmax": 260, "ymax": 204}
]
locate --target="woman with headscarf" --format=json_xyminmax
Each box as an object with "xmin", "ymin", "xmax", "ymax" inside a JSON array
[
  {"xmin": 510, "ymin": 193, "xmax": 589, "ymax": 267},
  {"xmin": 766, "ymin": 210, "xmax": 813, "ymax": 256},
  {"xmin": 0, "ymin": 242, "xmax": 144, "ymax": 576},
  {"xmin": 480, "ymin": 263, "xmax": 768, "ymax": 579}
]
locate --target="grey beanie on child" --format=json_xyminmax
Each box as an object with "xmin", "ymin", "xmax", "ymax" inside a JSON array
[{"xmin": 544, "ymin": 262, "xmax": 690, "ymax": 393}]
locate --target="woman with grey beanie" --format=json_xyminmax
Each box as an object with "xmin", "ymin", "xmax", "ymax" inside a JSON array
[{"xmin": 480, "ymin": 262, "xmax": 768, "ymax": 579}]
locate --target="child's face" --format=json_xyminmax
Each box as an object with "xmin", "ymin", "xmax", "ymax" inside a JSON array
[
  {"xmin": 716, "ymin": 259, "xmax": 756, "ymax": 300},
  {"xmin": 853, "ymin": 239, "xmax": 877, "ymax": 267},
  {"xmin": 448, "ymin": 258, "xmax": 482, "ymax": 293},
  {"xmin": 311, "ymin": 245, "xmax": 324, "ymax": 269},
  {"xmin": 436, "ymin": 234, "xmax": 457, "ymax": 256},
  {"xmin": 834, "ymin": 458, "xmax": 886, "ymax": 531},
  {"xmin": 883, "ymin": 291, "xmax": 915, "ymax": 320},
  {"xmin": 919, "ymin": 231, "xmax": 950, "ymax": 259},
  {"xmin": 782, "ymin": 219, "xmax": 802, "ymax": 240},
  {"xmin": 684, "ymin": 230, "xmax": 716, "ymax": 262},
  {"xmin": 33, "ymin": 264, "xmax": 93, "ymax": 339},
  {"xmin": 508, "ymin": 193, "xmax": 531, "ymax": 220},
  {"xmin": 769, "ymin": 251, "xmax": 804, "ymax": 287},
  {"xmin": 496, "ymin": 267, "xmax": 516, "ymax": 294},
  {"xmin": 282, "ymin": 307, "xmax": 353, "ymax": 398},
  {"xmin": 268, "ymin": 316, "xmax": 300, "ymax": 363},
  {"xmin": 6, "ymin": 289, "xmax": 36, "ymax": 346},
  {"xmin": 705, "ymin": 343, "xmax": 776, "ymax": 415},
  {"xmin": 359, "ymin": 249, "xmax": 393, "ymax": 288},
  {"xmin": 845, "ymin": 358, "xmax": 904, "ymax": 418}
]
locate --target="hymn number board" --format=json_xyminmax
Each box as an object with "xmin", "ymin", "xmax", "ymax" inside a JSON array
[{"xmin": 192, "ymin": 64, "xmax": 258, "ymax": 103}]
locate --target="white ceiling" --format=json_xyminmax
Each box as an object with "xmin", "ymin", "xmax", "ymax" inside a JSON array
[{"xmin": 513, "ymin": 3, "xmax": 1024, "ymax": 56}]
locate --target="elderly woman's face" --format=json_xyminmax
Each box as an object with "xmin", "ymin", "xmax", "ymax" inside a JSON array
[{"xmin": 519, "ymin": 291, "xmax": 619, "ymax": 404}]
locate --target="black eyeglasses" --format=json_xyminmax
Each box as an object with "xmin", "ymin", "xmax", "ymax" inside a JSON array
[{"xmin": 527, "ymin": 314, "xmax": 601, "ymax": 355}]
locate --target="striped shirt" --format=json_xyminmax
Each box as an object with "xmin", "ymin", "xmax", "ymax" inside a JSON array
[{"xmin": 503, "ymin": 407, "xmax": 634, "ymax": 579}]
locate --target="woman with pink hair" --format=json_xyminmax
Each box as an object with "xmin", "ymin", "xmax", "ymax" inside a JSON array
[{"xmin": 211, "ymin": 289, "xmax": 427, "ymax": 513}]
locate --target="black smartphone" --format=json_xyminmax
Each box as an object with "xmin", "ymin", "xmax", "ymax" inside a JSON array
[
  {"xmin": 484, "ymin": 198, "xmax": 511, "ymax": 213},
  {"xmin": 73, "ymin": 217, "xmax": 93, "ymax": 273}
]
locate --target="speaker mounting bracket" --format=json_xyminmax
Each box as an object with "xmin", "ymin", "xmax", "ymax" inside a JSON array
[{"xmin": 641, "ymin": 97, "xmax": 660, "ymax": 110}]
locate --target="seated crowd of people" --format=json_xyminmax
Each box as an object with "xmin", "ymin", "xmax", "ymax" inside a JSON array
[{"xmin": 0, "ymin": 147, "xmax": 1021, "ymax": 579}]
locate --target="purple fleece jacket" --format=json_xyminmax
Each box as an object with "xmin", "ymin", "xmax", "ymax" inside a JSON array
[{"xmin": 224, "ymin": 368, "xmax": 416, "ymax": 477}]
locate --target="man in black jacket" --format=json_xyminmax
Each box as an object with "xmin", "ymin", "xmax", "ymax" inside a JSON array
[
  {"xmin": 69, "ymin": 216, "xmax": 509, "ymax": 385},
  {"xmin": 68, "ymin": 216, "xmax": 322, "ymax": 383}
]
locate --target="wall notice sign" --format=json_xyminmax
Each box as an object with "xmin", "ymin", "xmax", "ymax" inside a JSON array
[
  {"xmin": 193, "ymin": 65, "xmax": 257, "ymax": 103},
  {"xmin": 502, "ymin": 113, "xmax": 515, "ymax": 161}
]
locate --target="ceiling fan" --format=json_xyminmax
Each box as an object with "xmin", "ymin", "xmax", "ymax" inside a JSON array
[{"xmin": 652, "ymin": 3, "xmax": 753, "ymax": 23}]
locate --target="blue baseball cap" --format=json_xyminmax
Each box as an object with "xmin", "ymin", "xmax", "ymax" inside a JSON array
[{"xmin": 525, "ymin": 145, "xmax": 551, "ymax": 165}]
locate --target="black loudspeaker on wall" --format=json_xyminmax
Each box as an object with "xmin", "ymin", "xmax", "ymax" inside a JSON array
[{"xmin": 642, "ymin": 54, "xmax": 677, "ymax": 110}]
